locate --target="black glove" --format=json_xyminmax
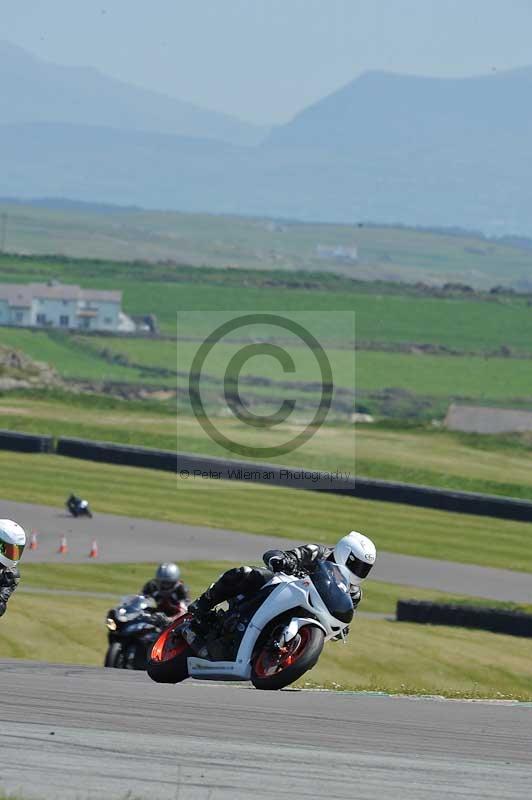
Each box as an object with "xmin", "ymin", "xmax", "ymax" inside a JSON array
[
  {"xmin": 268, "ymin": 554, "xmax": 296, "ymax": 574},
  {"xmin": 350, "ymin": 586, "xmax": 362, "ymax": 609},
  {"xmin": 153, "ymin": 612, "xmax": 172, "ymax": 629},
  {"xmin": 0, "ymin": 570, "xmax": 18, "ymax": 589},
  {"xmin": 188, "ymin": 598, "xmax": 210, "ymax": 617}
]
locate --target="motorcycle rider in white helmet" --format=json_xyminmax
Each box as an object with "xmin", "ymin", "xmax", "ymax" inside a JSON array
[
  {"xmin": 189, "ymin": 531, "xmax": 376, "ymax": 623},
  {"xmin": 0, "ymin": 519, "xmax": 26, "ymax": 618}
]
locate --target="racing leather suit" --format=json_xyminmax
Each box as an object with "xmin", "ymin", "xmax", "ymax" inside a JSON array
[
  {"xmin": 193, "ymin": 543, "xmax": 362, "ymax": 612},
  {"xmin": 141, "ymin": 579, "xmax": 190, "ymax": 617},
  {"xmin": 0, "ymin": 566, "xmax": 19, "ymax": 618}
]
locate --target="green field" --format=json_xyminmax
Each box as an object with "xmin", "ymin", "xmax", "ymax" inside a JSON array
[
  {"xmin": 2, "ymin": 253, "xmax": 532, "ymax": 349},
  {"xmin": 4, "ymin": 394, "xmax": 532, "ymax": 501},
  {"xmin": 3, "ymin": 252, "xmax": 532, "ymax": 423},
  {"xmin": 4, "ymin": 319, "xmax": 532, "ymax": 419},
  {"xmin": 3, "ymin": 201, "xmax": 532, "ymax": 287},
  {"xmin": 87, "ymin": 333, "xmax": 532, "ymax": 401},
  {"xmin": 3, "ymin": 249, "xmax": 532, "ymax": 427},
  {"xmin": 0, "ymin": 328, "xmax": 152, "ymax": 383}
]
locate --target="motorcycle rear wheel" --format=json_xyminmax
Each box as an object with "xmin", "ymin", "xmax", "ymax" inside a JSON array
[
  {"xmin": 147, "ymin": 627, "xmax": 192, "ymax": 684},
  {"xmin": 251, "ymin": 624, "xmax": 324, "ymax": 690}
]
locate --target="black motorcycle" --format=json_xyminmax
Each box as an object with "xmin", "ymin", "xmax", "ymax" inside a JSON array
[
  {"xmin": 105, "ymin": 595, "xmax": 171, "ymax": 670},
  {"xmin": 66, "ymin": 494, "xmax": 93, "ymax": 518}
]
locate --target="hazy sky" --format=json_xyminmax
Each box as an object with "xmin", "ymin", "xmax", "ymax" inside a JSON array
[{"xmin": 3, "ymin": 1, "xmax": 532, "ymax": 124}]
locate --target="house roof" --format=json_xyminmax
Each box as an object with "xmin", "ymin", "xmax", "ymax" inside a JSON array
[
  {"xmin": 0, "ymin": 282, "xmax": 121, "ymax": 306},
  {"xmin": 0, "ymin": 286, "xmax": 33, "ymax": 307}
]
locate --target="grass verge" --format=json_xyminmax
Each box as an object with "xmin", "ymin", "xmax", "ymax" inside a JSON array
[
  {"xmin": 19, "ymin": 562, "xmax": 532, "ymax": 615},
  {"xmin": 303, "ymin": 617, "xmax": 532, "ymax": 700},
  {"xmin": 4, "ymin": 562, "xmax": 532, "ymax": 700},
  {"xmin": 3, "ymin": 451, "xmax": 532, "ymax": 572}
]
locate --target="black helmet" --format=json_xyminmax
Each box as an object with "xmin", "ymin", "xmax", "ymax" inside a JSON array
[{"xmin": 155, "ymin": 563, "xmax": 181, "ymax": 595}]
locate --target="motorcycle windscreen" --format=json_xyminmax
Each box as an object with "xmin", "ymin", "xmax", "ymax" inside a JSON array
[
  {"xmin": 311, "ymin": 561, "xmax": 354, "ymax": 623},
  {"xmin": 115, "ymin": 595, "xmax": 156, "ymax": 622}
]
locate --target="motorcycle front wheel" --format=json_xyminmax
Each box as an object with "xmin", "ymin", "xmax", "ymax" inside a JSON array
[
  {"xmin": 251, "ymin": 623, "xmax": 324, "ymax": 690},
  {"xmin": 147, "ymin": 626, "xmax": 193, "ymax": 684},
  {"xmin": 104, "ymin": 642, "xmax": 125, "ymax": 668}
]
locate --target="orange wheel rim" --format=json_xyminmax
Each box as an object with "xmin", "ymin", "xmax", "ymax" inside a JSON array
[{"xmin": 254, "ymin": 626, "xmax": 311, "ymax": 678}]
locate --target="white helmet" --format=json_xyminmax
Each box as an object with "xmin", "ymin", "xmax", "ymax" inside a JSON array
[
  {"xmin": 333, "ymin": 531, "xmax": 376, "ymax": 585},
  {"xmin": 0, "ymin": 519, "xmax": 26, "ymax": 569}
]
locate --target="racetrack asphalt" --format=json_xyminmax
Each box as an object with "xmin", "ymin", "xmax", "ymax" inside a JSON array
[
  {"xmin": 4, "ymin": 498, "xmax": 532, "ymax": 602},
  {"xmin": 1, "ymin": 660, "xmax": 531, "ymax": 800}
]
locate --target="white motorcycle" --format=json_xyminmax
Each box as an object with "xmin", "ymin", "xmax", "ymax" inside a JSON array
[{"xmin": 147, "ymin": 560, "xmax": 354, "ymax": 690}]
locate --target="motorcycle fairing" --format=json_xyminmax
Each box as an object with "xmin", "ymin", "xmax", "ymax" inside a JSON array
[
  {"xmin": 187, "ymin": 658, "xmax": 247, "ymax": 679},
  {"xmin": 281, "ymin": 616, "xmax": 327, "ymax": 643},
  {"xmin": 187, "ymin": 574, "xmax": 348, "ymax": 680}
]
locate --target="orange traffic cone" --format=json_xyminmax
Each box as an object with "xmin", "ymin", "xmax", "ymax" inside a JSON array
[
  {"xmin": 29, "ymin": 531, "xmax": 38, "ymax": 551},
  {"xmin": 88, "ymin": 539, "xmax": 99, "ymax": 559},
  {"xmin": 58, "ymin": 534, "xmax": 68, "ymax": 555}
]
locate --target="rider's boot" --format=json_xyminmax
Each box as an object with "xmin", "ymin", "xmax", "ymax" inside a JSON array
[{"xmin": 188, "ymin": 583, "xmax": 220, "ymax": 633}]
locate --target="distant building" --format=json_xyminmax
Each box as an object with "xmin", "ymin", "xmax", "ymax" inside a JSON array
[
  {"xmin": 0, "ymin": 281, "xmax": 135, "ymax": 332},
  {"xmin": 316, "ymin": 244, "xmax": 358, "ymax": 263},
  {"xmin": 445, "ymin": 403, "xmax": 532, "ymax": 434}
]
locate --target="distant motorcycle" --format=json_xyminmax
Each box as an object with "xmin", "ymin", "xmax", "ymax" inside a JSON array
[
  {"xmin": 105, "ymin": 594, "xmax": 187, "ymax": 670},
  {"xmin": 66, "ymin": 494, "xmax": 93, "ymax": 518},
  {"xmin": 147, "ymin": 560, "xmax": 354, "ymax": 690}
]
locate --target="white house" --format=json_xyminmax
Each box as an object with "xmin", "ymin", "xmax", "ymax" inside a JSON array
[
  {"xmin": 316, "ymin": 244, "xmax": 359, "ymax": 263},
  {"xmin": 0, "ymin": 282, "xmax": 135, "ymax": 332}
]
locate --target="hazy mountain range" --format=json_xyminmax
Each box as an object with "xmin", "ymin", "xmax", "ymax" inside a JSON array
[
  {"xmin": 0, "ymin": 40, "xmax": 266, "ymax": 146},
  {"xmin": 2, "ymin": 41, "xmax": 532, "ymax": 235}
]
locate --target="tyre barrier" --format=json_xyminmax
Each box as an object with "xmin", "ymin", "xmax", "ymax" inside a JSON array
[
  {"xmin": 0, "ymin": 429, "xmax": 53, "ymax": 453},
  {"xmin": 335, "ymin": 477, "xmax": 532, "ymax": 523},
  {"xmin": 56, "ymin": 437, "xmax": 177, "ymax": 471},
  {"xmin": 13, "ymin": 434, "xmax": 532, "ymax": 523},
  {"xmin": 173, "ymin": 452, "xmax": 532, "ymax": 523},
  {"xmin": 396, "ymin": 599, "xmax": 532, "ymax": 638}
]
